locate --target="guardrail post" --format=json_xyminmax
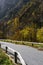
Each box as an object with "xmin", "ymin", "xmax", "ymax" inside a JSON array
[
  {"xmin": 0, "ymin": 44, "xmax": 1, "ymax": 48},
  {"xmin": 32, "ymin": 43, "xmax": 33, "ymax": 47},
  {"xmin": 15, "ymin": 52, "xmax": 17, "ymax": 63},
  {"xmin": 6, "ymin": 46, "xmax": 8, "ymax": 53}
]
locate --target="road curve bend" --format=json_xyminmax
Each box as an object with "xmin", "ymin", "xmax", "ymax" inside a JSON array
[{"xmin": 0, "ymin": 41, "xmax": 43, "ymax": 65}]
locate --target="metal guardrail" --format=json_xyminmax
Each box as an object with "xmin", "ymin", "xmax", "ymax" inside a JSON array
[{"xmin": 0, "ymin": 44, "xmax": 26, "ymax": 65}]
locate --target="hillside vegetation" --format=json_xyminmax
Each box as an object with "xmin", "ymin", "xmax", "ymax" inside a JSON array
[{"xmin": 0, "ymin": 0, "xmax": 43, "ymax": 42}]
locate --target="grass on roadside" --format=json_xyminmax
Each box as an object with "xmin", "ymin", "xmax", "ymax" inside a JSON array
[{"xmin": 0, "ymin": 49, "xmax": 14, "ymax": 65}]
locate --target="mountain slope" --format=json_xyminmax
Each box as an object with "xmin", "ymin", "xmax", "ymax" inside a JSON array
[
  {"xmin": 0, "ymin": 0, "xmax": 43, "ymax": 41},
  {"xmin": 0, "ymin": 0, "xmax": 30, "ymax": 20}
]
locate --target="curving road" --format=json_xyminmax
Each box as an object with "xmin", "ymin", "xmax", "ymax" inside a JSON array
[{"xmin": 1, "ymin": 42, "xmax": 43, "ymax": 65}]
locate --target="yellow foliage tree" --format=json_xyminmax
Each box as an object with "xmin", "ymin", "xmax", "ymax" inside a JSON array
[
  {"xmin": 20, "ymin": 27, "xmax": 32, "ymax": 41},
  {"xmin": 37, "ymin": 27, "xmax": 43, "ymax": 42}
]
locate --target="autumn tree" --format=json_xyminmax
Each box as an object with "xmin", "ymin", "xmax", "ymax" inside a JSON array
[{"xmin": 37, "ymin": 27, "xmax": 43, "ymax": 42}]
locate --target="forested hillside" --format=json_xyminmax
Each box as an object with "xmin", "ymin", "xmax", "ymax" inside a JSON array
[{"xmin": 0, "ymin": 0, "xmax": 43, "ymax": 42}]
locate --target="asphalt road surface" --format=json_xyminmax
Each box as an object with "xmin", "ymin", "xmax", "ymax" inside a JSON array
[{"xmin": 1, "ymin": 42, "xmax": 43, "ymax": 65}]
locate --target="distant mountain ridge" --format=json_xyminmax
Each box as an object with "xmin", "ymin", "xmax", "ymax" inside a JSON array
[{"xmin": 0, "ymin": 0, "xmax": 30, "ymax": 20}]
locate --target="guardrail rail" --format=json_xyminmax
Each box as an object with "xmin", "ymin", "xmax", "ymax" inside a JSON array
[{"xmin": 0, "ymin": 43, "xmax": 26, "ymax": 65}]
